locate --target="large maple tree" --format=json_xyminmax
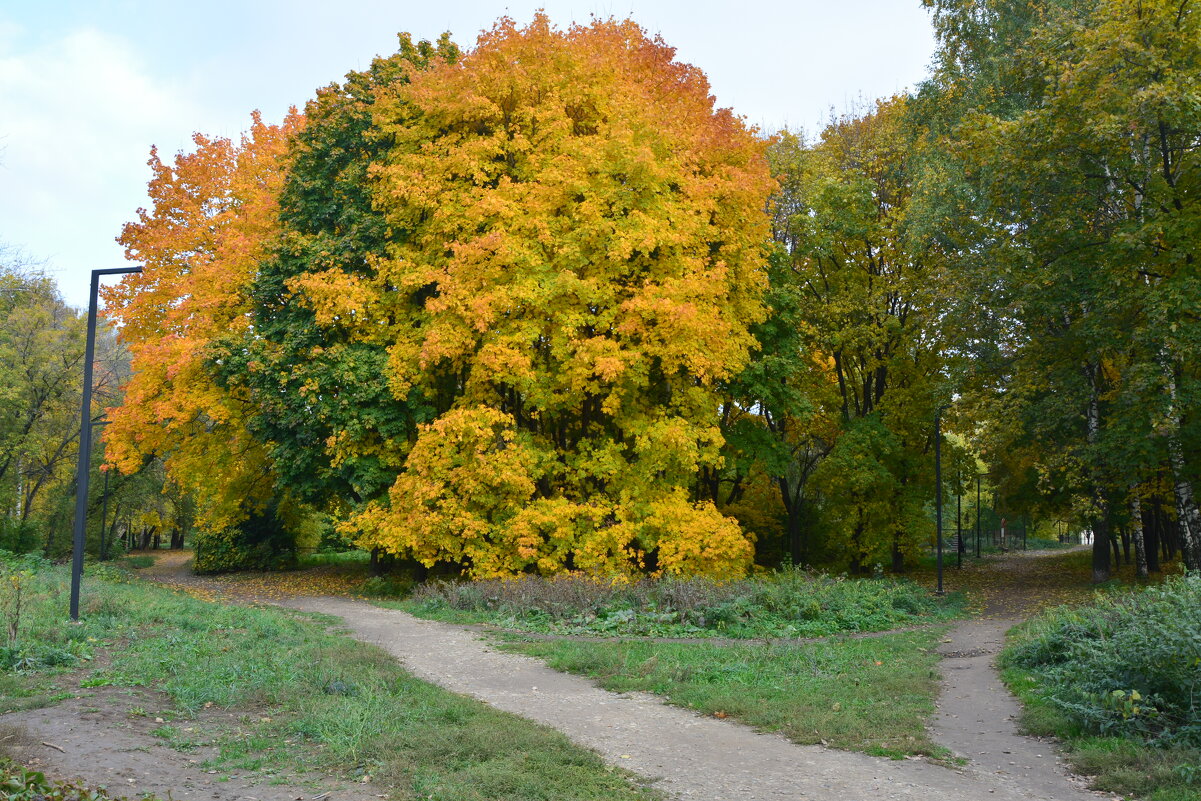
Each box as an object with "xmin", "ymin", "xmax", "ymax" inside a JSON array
[{"xmin": 336, "ymin": 16, "xmax": 775, "ymax": 577}]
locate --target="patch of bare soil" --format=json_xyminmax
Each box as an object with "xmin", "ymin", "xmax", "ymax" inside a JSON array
[{"xmin": 0, "ymin": 685, "xmax": 381, "ymax": 801}]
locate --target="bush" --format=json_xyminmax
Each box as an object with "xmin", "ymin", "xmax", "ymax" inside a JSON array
[
  {"xmin": 0, "ymin": 520, "xmax": 40, "ymax": 555},
  {"xmin": 1004, "ymin": 574, "xmax": 1201, "ymax": 746},
  {"xmin": 192, "ymin": 511, "xmax": 298, "ymax": 574},
  {"xmin": 407, "ymin": 567, "xmax": 961, "ymax": 638},
  {"xmin": 357, "ymin": 576, "xmax": 413, "ymax": 598}
]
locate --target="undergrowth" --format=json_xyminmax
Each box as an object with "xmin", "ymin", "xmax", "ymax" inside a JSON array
[
  {"xmin": 404, "ymin": 568, "xmax": 963, "ymax": 638},
  {"xmin": 1003, "ymin": 573, "xmax": 1201, "ymax": 800},
  {"xmin": 1, "ymin": 759, "xmax": 161, "ymax": 801}
]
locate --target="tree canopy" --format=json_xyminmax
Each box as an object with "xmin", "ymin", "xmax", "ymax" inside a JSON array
[{"xmin": 87, "ymin": 4, "xmax": 1201, "ymax": 581}]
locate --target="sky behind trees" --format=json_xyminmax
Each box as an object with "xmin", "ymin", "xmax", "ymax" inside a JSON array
[{"xmin": 0, "ymin": 1, "xmax": 936, "ymax": 308}]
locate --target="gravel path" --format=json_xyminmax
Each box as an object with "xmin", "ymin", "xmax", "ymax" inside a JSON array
[
  {"xmin": 285, "ymin": 595, "xmax": 1104, "ymax": 801},
  {"xmin": 932, "ymin": 618, "xmax": 1100, "ymax": 800}
]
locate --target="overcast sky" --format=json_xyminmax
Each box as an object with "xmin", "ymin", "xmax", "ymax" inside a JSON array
[{"xmin": 0, "ymin": 1, "xmax": 937, "ymax": 309}]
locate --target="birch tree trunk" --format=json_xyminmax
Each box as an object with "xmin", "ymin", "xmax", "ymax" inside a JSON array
[
  {"xmin": 1129, "ymin": 492, "xmax": 1148, "ymax": 579},
  {"xmin": 1085, "ymin": 363, "xmax": 1111, "ymax": 583},
  {"xmin": 1159, "ymin": 354, "xmax": 1201, "ymax": 570}
]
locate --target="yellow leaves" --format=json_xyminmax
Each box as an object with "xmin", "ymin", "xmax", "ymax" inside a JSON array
[
  {"xmin": 329, "ymin": 14, "xmax": 772, "ymax": 581},
  {"xmin": 640, "ymin": 491, "xmax": 754, "ymax": 579},
  {"xmin": 286, "ymin": 269, "xmax": 380, "ymax": 335}
]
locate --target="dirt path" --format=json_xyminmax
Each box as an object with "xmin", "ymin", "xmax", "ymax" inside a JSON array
[
  {"xmin": 924, "ymin": 548, "xmax": 1105, "ymax": 801},
  {"xmin": 1, "ymin": 687, "xmax": 381, "ymax": 801},
  {"xmin": 35, "ymin": 549, "xmax": 1108, "ymax": 801},
  {"xmin": 287, "ymin": 594, "xmax": 1102, "ymax": 801}
]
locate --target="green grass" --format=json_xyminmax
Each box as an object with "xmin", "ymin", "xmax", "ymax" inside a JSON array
[
  {"xmin": 498, "ymin": 627, "xmax": 948, "ymax": 759},
  {"xmin": 0, "ymin": 552, "xmax": 660, "ymax": 801},
  {"xmin": 118, "ymin": 555, "xmax": 156, "ymax": 569},
  {"xmin": 1000, "ymin": 574, "xmax": 1201, "ymax": 801},
  {"xmin": 400, "ymin": 568, "xmax": 964, "ymax": 640}
]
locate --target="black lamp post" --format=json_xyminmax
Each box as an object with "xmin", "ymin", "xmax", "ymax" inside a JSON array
[
  {"xmin": 70, "ymin": 267, "xmax": 141, "ymax": 621},
  {"xmin": 976, "ymin": 472, "xmax": 983, "ymax": 559},
  {"xmin": 935, "ymin": 407, "xmax": 945, "ymax": 596}
]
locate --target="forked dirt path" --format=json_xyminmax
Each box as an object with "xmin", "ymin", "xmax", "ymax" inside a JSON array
[{"xmin": 130, "ymin": 549, "xmax": 1107, "ymax": 801}]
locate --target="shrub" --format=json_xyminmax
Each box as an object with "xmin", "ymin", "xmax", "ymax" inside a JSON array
[
  {"xmin": 1004, "ymin": 574, "xmax": 1201, "ymax": 745},
  {"xmin": 0, "ymin": 520, "xmax": 39, "ymax": 555},
  {"xmin": 408, "ymin": 567, "xmax": 959, "ymax": 638}
]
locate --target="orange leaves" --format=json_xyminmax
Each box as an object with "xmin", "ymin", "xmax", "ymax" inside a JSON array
[
  {"xmin": 102, "ymin": 110, "xmax": 303, "ymax": 535},
  {"xmin": 106, "ymin": 16, "xmax": 766, "ymax": 581}
]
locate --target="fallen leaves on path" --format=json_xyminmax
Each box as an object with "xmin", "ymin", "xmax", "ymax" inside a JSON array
[
  {"xmin": 909, "ymin": 546, "xmax": 1182, "ymax": 619},
  {"xmin": 133, "ymin": 550, "xmax": 367, "ymax": 604}
]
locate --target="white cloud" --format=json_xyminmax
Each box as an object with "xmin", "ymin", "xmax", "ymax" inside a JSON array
[{"xmin": 0, "ymin": 27, "xmax": 204, "ymax": 306}]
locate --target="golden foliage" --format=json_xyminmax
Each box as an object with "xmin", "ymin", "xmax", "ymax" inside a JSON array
[{"xmin": 319, "ymin": 15, "xmax": 775, "ymax": 578}]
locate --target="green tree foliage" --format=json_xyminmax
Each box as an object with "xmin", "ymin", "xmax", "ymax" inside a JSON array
[
  {"xmin": 922, "ymin": 0, "xmax": 1201, "ymax": 578},
  {"xmin": 0, "ymin": 253, "xmax": 172, "ymax": 558},
  {"xmin": 759, "ymin": 98, "xmax": 954, "ymax": 572},
  {"xmin": 0, "ymin": 259, "xmax": 85, "ymax": 545},
  {"xmin": 213, "ymin": 34, "xmax": 460, "ymax": 513}
]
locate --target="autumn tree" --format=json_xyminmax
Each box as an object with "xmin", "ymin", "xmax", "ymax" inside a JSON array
[
  {"xmin": 761, "ymin": 98, "xmax": 951, "ymax": 572},
  {"xmin": 102, "ymin": 112, "xmax": 313, "ymax": 571},
  {"xmin": 0, "ymin": 258, "xmax": 86, "ymax": 551},
  {"xmin": 922, "ymin": 0, "xmax": 1201, "ymax": 578},
  {"xmin": 294, "ymin": 16, "xmax": 774, "ymax": 577}
]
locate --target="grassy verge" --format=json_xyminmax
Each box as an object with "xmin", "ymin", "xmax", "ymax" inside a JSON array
[
  {"xmin": 1001, "ymin": 574, "xmax": 1201, "ymax": 801},
  {"xmin": 400, "ymin": 569, "xmax": 964, "ymax": 639},
  {"xmin": 1002, "ymin": 669, "xmax": 1200, "ymax": 801},
  {"xmin": 0, "ymin": 553, "xmax": 660, "ymax": 801},
  {"xmin": 497, "ymin": 626, "xmax": 948, "ymax": 759}
]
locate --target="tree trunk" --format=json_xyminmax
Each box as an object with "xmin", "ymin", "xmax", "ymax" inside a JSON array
[
  {"xmin": 1141, "ymin": 500, "xmax": 1161, "ymax": 573},
  {"xmin": 1085, "ymin": 363, "xmax": 1111, "ymax": 582},
  {"xmin": 777, "ymin": 477, "xmax": 802, "ymax": 566},
  {"xmin": 1160, "ymin": 355, "xmax": 1201, "ymax": 570},
  {"xmin": 1091, "ymin": 513, "xmax": 1111, "ymax": 583},
  {"xmin": 1130, "ymin": 493, "xmax": 1148, "ymax": 579}
]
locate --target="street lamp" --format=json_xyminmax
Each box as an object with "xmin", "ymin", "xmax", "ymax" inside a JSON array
[
  {"xmin": 976, "ymin": 472, "xmax": 983, "ymax": 559},
  {"xmin": 934, "ymin": 406, "xmax": 946, "ymax": 596},
  {"xmin": 70, "ymin": 267, "xmax": 141, "ymax": 621}
]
